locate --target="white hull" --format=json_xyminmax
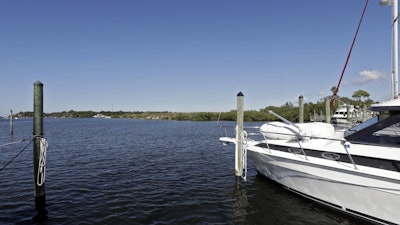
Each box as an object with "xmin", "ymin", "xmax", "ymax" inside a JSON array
[
  {"xmin": 247, "ymin": 147, "xmax": 400, "ymax": 225},
  {"xmin": 331, "ymin": 117, "xmax": 350, "ymax": 124}
]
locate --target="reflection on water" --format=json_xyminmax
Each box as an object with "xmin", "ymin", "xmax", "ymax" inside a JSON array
[{"xmin": 232, "ymin": 178, "xmax": 249, "ymax": 224}]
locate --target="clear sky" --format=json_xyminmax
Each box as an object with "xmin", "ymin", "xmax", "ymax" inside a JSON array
[{"xmin": 0, "ymin": 0, "xmax": 395, "ymax": 117}]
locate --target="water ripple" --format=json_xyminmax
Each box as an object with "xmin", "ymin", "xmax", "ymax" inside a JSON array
[{"xmin": 0, "ymin": 119, "xmax": 363, "ymax": 225}]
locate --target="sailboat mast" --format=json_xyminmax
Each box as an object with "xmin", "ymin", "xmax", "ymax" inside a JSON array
[
  {"xmin": 393, "ymin": 0, "xmax": 399, "ymax": 98},
  {"xmin": 381, "ymin": 0, "xmax": 399, "ymax": 98}
]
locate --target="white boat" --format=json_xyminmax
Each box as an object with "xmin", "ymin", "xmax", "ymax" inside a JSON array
[
  {"xmin": 330, "ymin": 102, "xmax": 375, "ymax": 125},
  {"xmin": 221, "ymin": 103, "xmax": 400, "ymax": 224},
  {"xmin": 331, "ymin": 104, "xmax": 360, "ymax": 124},
  {"xmin": 219, "ymin": 1, "xmax": 400, "ymax": 224},
  {"xmin": 93, "ymin": 113, "xmax": 111, "ymax": 119}
]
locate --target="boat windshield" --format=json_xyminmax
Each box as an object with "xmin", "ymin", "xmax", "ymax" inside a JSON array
[{"xmin": 346, "ymin": 113, "xmax": 400, "ymax": 146}]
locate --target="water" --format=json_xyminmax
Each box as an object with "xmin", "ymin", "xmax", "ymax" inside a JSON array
[{"xmin": 0, "ymin": 118, "xmax": 364, "ymax": 225}]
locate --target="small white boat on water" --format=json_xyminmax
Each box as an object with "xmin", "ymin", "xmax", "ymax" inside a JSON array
[
  {"xmin": 93, "ymin": 114, "xmax": 111, "ymax": 119},
  {"xmin": 220, "ymin": 1, "xmax": 400, "ymax": 224}
]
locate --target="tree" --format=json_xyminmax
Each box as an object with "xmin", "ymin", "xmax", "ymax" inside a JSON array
[{"xmin": 352, "ymin": 90, "xmax": 370, "ymax": 102}]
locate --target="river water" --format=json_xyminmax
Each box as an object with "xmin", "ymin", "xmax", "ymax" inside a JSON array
[{"xmin": 0, "ymin": 118, "xmax": 364, "ymax": 225}]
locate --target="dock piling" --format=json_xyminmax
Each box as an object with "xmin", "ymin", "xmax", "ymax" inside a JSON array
[
  {"xmin": 33, "ymin": 81, "xmax": 47, "ymax": 222},
  {"xmin": 235, "ymin": 92, "xmax": 244, "ymax": 178},
  {"xmin": 346, "ymin": 104, "xmax": 351, "ymax": 122},
  {"xmin": 9, "ymin": 110, "xmax": 13, "ymax": 135},
  {"xmin": 298, "ymin": 95, "xmax": 304, "ymax": 123},
  {"xmin": 325, "ymin": 99, "xmax": 331, "ymax": 123}
]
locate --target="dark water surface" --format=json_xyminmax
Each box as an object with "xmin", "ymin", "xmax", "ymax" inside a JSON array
[{"xmin": 0, "ymin": 118, "xmax": 363, "ymax": 225}]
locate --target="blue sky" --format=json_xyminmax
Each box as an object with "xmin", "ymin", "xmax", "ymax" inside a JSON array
[{"xmin": 0, "ymin": 0, "xmax": 394, "ymax": 117}]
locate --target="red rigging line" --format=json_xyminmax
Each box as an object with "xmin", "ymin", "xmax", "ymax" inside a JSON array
[{"xmin": 330, "ymin": 0, "xmax": 369, "ymax": 108}]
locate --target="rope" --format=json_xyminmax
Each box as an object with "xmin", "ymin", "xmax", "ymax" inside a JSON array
[
  {"xmin": 240, "ymin": 130, "xmax": 248, "ymax": 181},
  {"xmin": 0, "ymin": 136, "xmax": 36, "ymax": 171},
  {"xmin": 0, "ymin": 137, "xmax": 32, "ymax": 149},
  {"xmin": 37, "ymin": 137, "xmax": 48, "ymax": 186},
  {"xmin": 330, "ymin": 0, "xmax": 369, "ymax": 108}
]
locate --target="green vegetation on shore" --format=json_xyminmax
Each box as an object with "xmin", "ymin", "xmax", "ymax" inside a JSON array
[{"xmin": 11, "ymin": 90, "xmax": 375, "ymax": 122}]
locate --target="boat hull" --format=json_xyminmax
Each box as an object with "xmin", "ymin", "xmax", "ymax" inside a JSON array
[{"xmin": 248, "ymin": 150, "xmax": 400, "ymax": 225}]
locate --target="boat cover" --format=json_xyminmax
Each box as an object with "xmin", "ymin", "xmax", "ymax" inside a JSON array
[{"xmin": 260, "ymin": 121, "xmax": 335, "ymax": 140}]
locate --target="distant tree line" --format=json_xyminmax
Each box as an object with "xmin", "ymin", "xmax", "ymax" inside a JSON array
[{"xmin": 11, "ymin": 89, "xmax": 376, "ymax": 122}]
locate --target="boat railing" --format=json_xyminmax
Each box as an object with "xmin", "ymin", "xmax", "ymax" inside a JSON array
[
  {"xmin": 218, "ymin": 124, "xmax": 264, "ymax": 139},
  {"xmin": 218, "ymin": 122, "xmax": 359, "ymax": 169},
  {"xmin": 244, "ymin": 123, "xmax": 359, "ymax": 169},
  {"xmin": 218, "ymin": 124, "xmax": 234, "ymax": 138}
]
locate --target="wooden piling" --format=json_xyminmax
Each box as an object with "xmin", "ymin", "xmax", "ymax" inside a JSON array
[
  {"xmin": 346, "ymin": 104, "xmax": 351, "ymax": 122},
  {"xmin": 363, "ymin": 105, "xmax": 367, "ymax": 121},
  {"xmin": 325, "ymin": 99, "xmax": 331, "ymax": 123},
  {"xmin": 298, "ymin": 95, "xmax": 304, "ymax": 123},
  {"xmin": 9, "ymin": 110, "xmax": 13, "ymax": 135},
  {"xmin": 33, "ymin": 81, "xmax": 46, "ymax": 221},
  {"xmin": 235, "ymin": 92, "xmax": 244, "ymax": 177}
]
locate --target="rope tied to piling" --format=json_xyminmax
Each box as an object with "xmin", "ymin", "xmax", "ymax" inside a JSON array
[
  {"xmin": 36, "ymin": 137, "xmax": 48, "ymax": 186},
  {"xmin": 0, "ymin": 135, "xmax": 44, "ymax": 172},
  {"xmin": 240, "ymin": 130, "xmax": 248, "ymax": 182}
]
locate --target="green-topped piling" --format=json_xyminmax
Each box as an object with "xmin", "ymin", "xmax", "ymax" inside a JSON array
[
  {"xmin": 33, "ymin": 81, "xmax": 47, "ymax": 222},
  {"xmin": 298, "ymin": 95, "xmax": 304, "ymax": 123},
  {"xmin": 10, "ymin": 110, "xmax": 13, "ymax": 135}
]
